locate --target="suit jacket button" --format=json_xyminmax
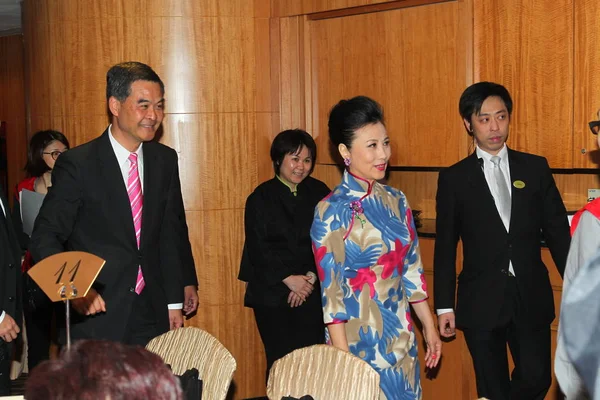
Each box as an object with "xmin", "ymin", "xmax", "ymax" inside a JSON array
[
  {"xmin": 129, "ymin": 286, "xmax": 135, "ymax": 293},
  {"xmin": 8, "ymin": 296, "xmax": 14, "ymax": 301},
  {"xmin": 8, "ymin": 263, "xmax": 13, "ymax": 269}
]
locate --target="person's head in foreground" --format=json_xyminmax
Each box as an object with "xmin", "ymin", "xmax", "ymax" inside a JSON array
[{"xmin": 25, "ymin": 339, "xmax": 182, "ymax": 400}]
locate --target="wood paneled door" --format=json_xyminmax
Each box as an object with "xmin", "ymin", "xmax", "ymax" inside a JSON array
[
  {"xmin": 474, "ymin": 0, "xmax": 574, "ymax": 168},
  {"xmin": 574, "ymin": 0, "xmax": 600, "ymax": 168},
  {"xmin": 275, "ymin": 0, "xmax": 473, "ymax": 167}
]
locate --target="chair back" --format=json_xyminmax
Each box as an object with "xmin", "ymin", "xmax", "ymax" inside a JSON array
[
  {"xmin": 267, "ymin": 344, "xmax": 380, "ymax": 400},
  {"xmin": 146, "ymin": 327, "xmax": 236, "ymax": 400}
]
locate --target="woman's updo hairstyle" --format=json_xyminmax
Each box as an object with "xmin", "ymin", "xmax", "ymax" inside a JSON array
[{"xmin": 327, "ymin": 96, "xmax": 385, "ymax": 149}]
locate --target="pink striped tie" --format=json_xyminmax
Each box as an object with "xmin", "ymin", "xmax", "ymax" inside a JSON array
[{"xmin": 128, "ymin": 153, "xmax": 145, "ymax": 294}]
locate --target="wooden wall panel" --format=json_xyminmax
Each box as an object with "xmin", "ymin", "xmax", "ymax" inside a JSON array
[
  {"xmin": 149, "ymin": 17, "xmax": 255, "ymax": 114},
  {"xmin": 272, "ymin": 0, "xmax": 432, "ymax": 17},
  {"xmin": 474, "ymin": 0, "xmax": 574, "ymax": 168},
  {"xmin": 163, "ymin": 113, "xmax": 259, "ymax": 211},
  {"xmin": 49, "ymin": 116, "xmax": 111, "ymax": 147},
  {"xmin": 384, "ymin": 2, "xmax": 465, "ymax": 166},
  {"xmin": 148, "ymin": 0, "xmax": 258, "ymax": 17},
  {"xmin": 277, "ymin": 16, "xmax": 308, "ymax": 130},
  {"xmin": 0, "ymin": 35, "xmax": 27, "ymax": 204},
  {"xmin": 23, "ymin": 1, "xmax": 273, "ymax": 398},
  {"xmin": 309, "ymin": 1, "xmax": 468, "ymax": 166},
  {"xmin": 573, "ymin": 0, "xmax": 600, "ymax": 168},
  {"xmin": 256, "ymin": 112, "xmax": 280, "ymax": 184},
  {"xmin": 255, "ymin": 18, "xmax": 275, "ymax": 112},
  {"xmin": 309, "ymin": 15, "xmax": 343, "ymax": 158},
  {"xmin": 22, "ymin": 12, "xmax": 52, "ymax": 119}
]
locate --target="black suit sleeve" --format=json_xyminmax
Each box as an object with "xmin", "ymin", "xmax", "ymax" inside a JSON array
[
  {"xmin": 433, "ymin": 168, "xmax": 459, "ymax": 310},
  {"xmin": 165, "ymin": 161, "xmax": 197, "ymax": 287},
  {"xmin": 158, "ymin": 156, "xmax": 192, "ymax": 303},
  {"xmin": 29, "ymin": 155, "xmax": 80, "ymax": 263},
  {"xmin": 243, "ymin": 192, "xmax": 294, "ymax": 287},
  {"xmin": 177, "ymin": 218, "xmax": 198, "ymax": 287},
  {"xmin": 10, "ymin": 191, "xmax": 28, "ymax": 253},
  {"xmin": 538, "ymin": 158, "xmax": 570, "ymax": 277}
]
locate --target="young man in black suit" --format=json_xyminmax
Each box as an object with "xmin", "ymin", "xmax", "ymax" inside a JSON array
[
  {"xmin": 30, "ymin": 62, "xmax": 197, "ymax": 346},
  {"xmin": 433, "ymin": 82, "xmax": 571, "ymax": 400},
  {"xmin": 0, "ymin": 185, "xmax": 22, "ymax": 395}
]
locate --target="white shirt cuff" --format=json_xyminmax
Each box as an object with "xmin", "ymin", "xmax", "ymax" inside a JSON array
[
  {"xmin": 436, "ymin": 308, "xmax": 454, "ymax": 316},
  {"xmin": 168, "ymin": 303, "xmax": 183, "ymax": 310},
  {"xmin": 0, "ymin": 311, "xmax": 4, "ymax": 324}
]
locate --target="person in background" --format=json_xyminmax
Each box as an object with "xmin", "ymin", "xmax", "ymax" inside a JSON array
[
  {"xmin": 434, "ymin": 82, "xmax": 571, "ymax": 400},
  {"xmin": 554, "ymin": 110, "xmax": 600, "ymax": 399},
  {"xmin": 561, "ymin": 247, "xmax": 600, "ymax": 398},
  {"xmin": 311, "ymin": 96, "xmax": 441, "ymax": 399},
  {"xmin": 239, "ymin": 129, "xmax": 330, "ymax": 381},
  {"xmin": 29, "ymin": 61, "xmax": 196, "ymax": 346},
  {"xmin": 0, "ymin": 183, "xmax": 22, "ymax": 395},
  {"xmin": 24, "ymin": 339, "xmax": 182, "ymax": 400},
  {"xmin": 12, "ymin": 129, "xmax": 69, "ymax": 372}
]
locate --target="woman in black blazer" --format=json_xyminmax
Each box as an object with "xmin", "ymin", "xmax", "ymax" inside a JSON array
[{"xmin": 239, "ymin": 129, "xmax": 330, "ymax": 381}]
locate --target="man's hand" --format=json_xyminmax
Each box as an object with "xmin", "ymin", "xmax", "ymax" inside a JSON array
[
  {"xmin": 183, "ymin": 285, "xmax": 199, "ymax": 316},
  {"xmin": 438, "ymin": 312, "xmax": 456, "ymax": 338},
  {"xmin": 282, "ymin": 275, "xmax": 313, "ymax": 300},
  {"xmin": 71, "ymin": 288, "xmax": 106, "ymax": 316},
  {"xmin": 169, "ymin": 309, "xmax": 183, "ymax": 330},
  {"xmin": 0, "ymin": 314, "xmax": 19, "ymax": 343}
]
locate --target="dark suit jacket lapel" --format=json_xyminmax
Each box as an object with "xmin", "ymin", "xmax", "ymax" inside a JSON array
[
  {"xmin": 140, "ymin": 142, "xmax": 159, "ymax": 251},
  {"xmin": 466, "ymin": 152, "xmax": 507, "ymax": 231},
  {"xmin": 96, "ymin": 130, "xmax": 137, "ymax": 249},
  {"xmin": 0, "ymin": 186, "xmax": 20, "ymax": 251},
  {"xmin": 507, "ymin": 148, "xmax": 526, "ymax": 233}
]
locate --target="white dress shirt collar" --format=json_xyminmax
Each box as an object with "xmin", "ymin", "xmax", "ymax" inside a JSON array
[
  {"xmin": 108, "ymin": 125, "xmax": 144, "ymax": 190},
  {"xmin": 108, "ymin": 124, "xmax": 143, "ymax": 163},
  {"xmin": 476, "ymin": 144, "xmax": 508, "ymax": 166}
]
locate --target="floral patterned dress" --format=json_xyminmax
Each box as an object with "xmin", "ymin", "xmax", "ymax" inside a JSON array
[{"xmin": 310, "ymin": 170, "xmax": 429, "ymax": 400}]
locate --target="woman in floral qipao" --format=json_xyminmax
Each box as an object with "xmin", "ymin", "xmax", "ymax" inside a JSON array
[{"xmin": 310, "ymin": 96, "xmax": 442, "ymax": 399}]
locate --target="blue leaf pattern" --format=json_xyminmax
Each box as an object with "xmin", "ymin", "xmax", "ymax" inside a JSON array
[
  {"xmin": 310, "ymin": 208, "xmax": 328, "ymax": 242},
  {"xmin": 345, "ymin": 240, "xmax": 382, "ymax": 271}
]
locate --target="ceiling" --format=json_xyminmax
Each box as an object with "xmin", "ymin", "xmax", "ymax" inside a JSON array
[{"xmin": 0, "ymin": 0, "xmax": 21, "ymax": 36}]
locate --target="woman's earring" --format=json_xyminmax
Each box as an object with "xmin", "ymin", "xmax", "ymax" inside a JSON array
[{"xmin": 343, "ymin": 158, "xmax": 351, "ymax": 167}]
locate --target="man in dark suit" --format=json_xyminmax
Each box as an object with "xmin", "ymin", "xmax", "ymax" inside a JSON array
[
  {"xmin": 0, "ymin": 185, "xmax": 22, "ymax": 395},
  {"xmin": 30, "ymin": 62, "xmax": 197, "ymax": 346},
  {"xmin": 434, "ymin": 82, "xmax": 571, "ymax": 400}
]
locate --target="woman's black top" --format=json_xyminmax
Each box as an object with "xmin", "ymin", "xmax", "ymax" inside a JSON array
[{"xmin": 239, "ymin": 176, "xmax": 330, "ymax": 308}]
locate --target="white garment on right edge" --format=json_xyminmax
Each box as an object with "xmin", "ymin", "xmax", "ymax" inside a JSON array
[{"xmin": 557, "ymin": 211, "xmax": 600, "ymax": 399}]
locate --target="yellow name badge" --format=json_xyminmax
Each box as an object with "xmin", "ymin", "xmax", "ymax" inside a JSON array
[{"xmin": 513, "ymin": 180, "xmax": 526, "ymax": 189}]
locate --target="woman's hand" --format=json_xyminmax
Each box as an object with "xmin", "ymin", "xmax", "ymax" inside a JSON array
[
  {"xmin": 287, "ymin": 291, "xmax": 305, "ymax": 307},
  {"xmin": 423, "ymin": 325, "xmax": 442, "ymax": 369},
  {"xmin": 282, "ymin": 275, "xmax": 313, "ymax": 300}
]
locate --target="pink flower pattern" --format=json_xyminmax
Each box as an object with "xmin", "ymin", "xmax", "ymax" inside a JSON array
[
  {"xmin": 349, "ymin": 268, "xmax": 377, "ymax": 298},
  {"xmin": 377, "ymin": 238, "xmax": 410, "ymax": 279}
]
